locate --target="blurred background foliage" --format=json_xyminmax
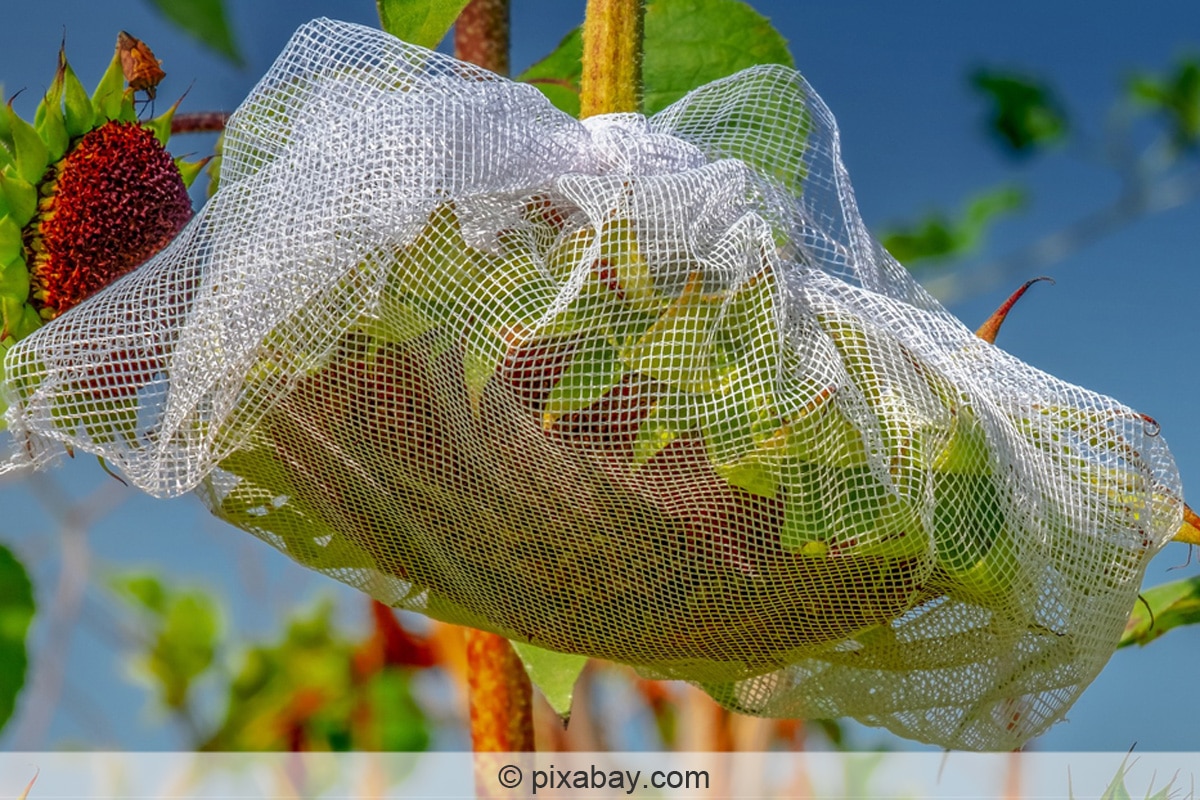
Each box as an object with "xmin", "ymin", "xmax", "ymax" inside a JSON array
[{"xmin": 2, "ymin": 0, "xmax": 1199, "ymax": 754}]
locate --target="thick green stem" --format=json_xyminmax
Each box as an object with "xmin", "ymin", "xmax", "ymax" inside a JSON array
[{"xmin": 580, "ymin": 0, "xmax": 644, "ymax": 117}]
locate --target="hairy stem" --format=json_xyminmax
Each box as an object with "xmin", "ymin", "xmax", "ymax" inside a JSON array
[
  {"xmin": 464, "ymin": 627, "xmax": 535, "ymax": 751},
  {"xmin": 580, "ymin": 0, "xmax": 644, "ymax": 117},
  {"xmin": 453, "ymin": 0, "xmax": 534, "ymax": 758},
  {"xmin": 455, "ymin": 0, "xmax": 510, "ymax": 76}
]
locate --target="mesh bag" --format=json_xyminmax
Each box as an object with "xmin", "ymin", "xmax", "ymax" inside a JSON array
[{"xmin": 0, "ymin": 18, "xmax": 1183, "ymax": 749}]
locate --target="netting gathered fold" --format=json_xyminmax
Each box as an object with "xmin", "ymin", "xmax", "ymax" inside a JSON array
[{"xmin": 0, "ymin": 18, "xmax": 1182, "ymax": 750}]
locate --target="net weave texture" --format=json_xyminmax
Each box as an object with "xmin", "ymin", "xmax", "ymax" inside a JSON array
[{"xmin": 0, "ymin": 18, "xmax": 1182, "ymax": 750}]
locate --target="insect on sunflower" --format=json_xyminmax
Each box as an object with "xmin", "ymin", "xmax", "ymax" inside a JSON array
[
  {"xmin": 116, "ymin": 31, "xmax": 165, "ymax": 100},
  {"xmin": 0, "ymin": 34, "xmax": 206, "ymax": 419}
]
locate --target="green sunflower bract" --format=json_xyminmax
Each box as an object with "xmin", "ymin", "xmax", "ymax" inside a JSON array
[
  {"xmin": 0, "ymin": 19, "xmax": 1185, "ymax": 751},
  {"xmin": 0, "ymin": 39, "xmax": 203, "ymax": 422}
]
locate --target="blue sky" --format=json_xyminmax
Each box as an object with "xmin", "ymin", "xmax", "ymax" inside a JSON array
[{"xmin": 2, "ymin": 1, "xmax": 1200, "ymax": 752}]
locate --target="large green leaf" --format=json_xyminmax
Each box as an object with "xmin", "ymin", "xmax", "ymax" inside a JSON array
[
  {"xmin": 510, "ymin": 641, "xmax": 587, "ymax": 720},
  {"xmin": 143, "ymin": 0, "xmax": 244, "ymax": 65},
  {"xmin": 377, "ymin": 0, "xmax": 472, "ymax": 49},
  {"xmin": 642, "ymin": 0, "xmax": 793, "ymax": 115},
  {"xmin": 518, "ymin": 28, "xmax": 583, "ymax": 117},
  {"xmin": 0, "ymin": 543, "xmax": 35, "ymax": 734},
  {"xmin": 1120, "ymin": 575, "xmax": 1200, "ymax": 648},
  {"xmin": 518, "ymin": 0, "xmax": 793, "ymax": 117}
]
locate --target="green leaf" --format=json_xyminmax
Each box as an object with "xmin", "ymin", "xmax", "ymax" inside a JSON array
[
  {"xmin": 642, "ymin": 0, "xmax": 794, "ymax": 115},
  {"xmin": 34, "ymin": 67, "xmax": 69, "ymax": 163},
  {"xmin": 510, "ymin": 640, "xmax": 587, "ymax": 720},
  {"xmin": 152, "ymin": 592, "xmax": 219, "ymax": 709},
  {"xmin": 541, "ymin": 335, "xmax": 623, "ymax": 429},
  {"xmin": 0, "ymin": 276, "xmax": 41, "ymax": 350},
  {"xmin": 112, "ymin": 573, "xmax": 168, "ymax": 614},
  {"xmin": 91, "ymin": 52, "xmax": 128, "ymax": 122},
  {"xmin": 1119, "ymin": 574, "xmax": 1200, "ymax": 648},
  {"xmin": 215, "ymin": 445, "xmax": 378, "ymax": 572},
  {"xmin": 630, "ymin": 393, "xmax": 688, "ymax": 466},
  {"xmin": 4, "ymin": 105, "xmax": 49, "ymax": 185},
  {"xmin": 622, "ymin": 273, "xmax": 723, "ymax": 394},
  {"xmin": 376, "ymin": 0, "xmax": 471, "ymax": 49},
  {"xmin": 1084, "ymin": 752, "xmax": 1180, "ymax": 800},
  {"xmin": 462, "ymin": 318, "xmax": 507, "ymax": 412},
  {"xmin": 61, "ymin": 59, "xmax": 95, "ymax": 139},
  {"xmin": 0, "ymin": 543, "xmax": 35, "ymax": 734},
  {"xmin": 518, "ymin": 28, "xmax": 583, "ymax": 117},
  {"xmin": 882, "ymin": 185, "xmax": 1026, "ymax": 267},
  {"xmin": 111, "ymin": 573, "xmax": 220, "ymax": 710},
  {"xmin": 146, "ymin": 103, "xmax": 178, "ymax": 148},
  {"xmin": 174, "ymin": 156, "xmax": 209, "ymax": 189},
  {"xmin": 203, "ymin": 600, "xmax": 430, "ymax": 751},
  {"xmin": 1128, "ymin": 57, "xmax": 1200, "ymax": 151},
  {"xmin": 144, "ymin": 0, "xmax": 244, "ymax": 65},
  {"xmin": 932, "ymin": 474, "xmax": 1014, "ymax": 601},
  {"xmin": 364, "ymin": 670, "xmax": 430, "ymax": 751},
  {"xmin": 0, "ymin": 172, "xmax": 38, "ymax": 226},
  {"xmin": 813, "ymin": 718, "xmax": 845, "ymax": 749},
  {"xmin": 0, "ymin": 214, "xmax": 24, "ymax": 263},
  {"xmin": 518, "ymin": 0, "xmax": 793, "ymax": 120},
  {"xmin": 971, "ymin": 68, "xmax": 1069, "ymax": 156},
  {"xmin": 150, "ymin": 592, "xmax": 218, "ymax": 710},
  {"xmin": 205, "ymin": 133, "xmax": 224, "ymax": 198}
]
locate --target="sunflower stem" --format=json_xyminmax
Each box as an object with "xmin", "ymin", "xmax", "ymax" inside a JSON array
[
  {"xmin": 464, "ymin": 627, "xmax": 535, "ymax": 751},
  {"xmin": 455, "ymin": 0, "xmax": 510, "ymax": 76},
  {"xmin": 580, "ymin": 0, "xmax": 644, "ymax": 117},
  {"xmin": 452, "ymin": 2, "xmax": 535, "ymax": 759}
]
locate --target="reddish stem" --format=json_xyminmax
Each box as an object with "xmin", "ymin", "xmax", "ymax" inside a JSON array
[
  {"xmin": 455, "ymin": 0, "xmax": 510, "ymax": 76},
  {"xmin": 464, "ymin": 627, "xmax": 535, "ymax": 751},
  {"xmin": 453, "ymin": 0, "xmax": 534, "ymax": 762},
  {"xmin": 170, "ymin": 111, "xmax": 231, "ymax": 135}
]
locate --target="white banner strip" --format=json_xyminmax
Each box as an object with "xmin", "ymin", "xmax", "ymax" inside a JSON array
[{"xmin": 1, "ymin": 751, "xmax": 1197, "ymax": 799}]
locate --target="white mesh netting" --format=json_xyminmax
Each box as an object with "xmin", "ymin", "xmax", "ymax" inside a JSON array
[{"xmin": 0, "ymin": 18, "xmax": 1183, "ymax": 750}]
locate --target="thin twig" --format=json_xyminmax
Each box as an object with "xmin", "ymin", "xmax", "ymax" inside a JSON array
[
  {"xmin": 923, "ymin": 167, "xmax": 1200, "ymax": 303},
  {"xmin": 171, "ymin": 111, "xmax": 231, "ymax": 135},
  {"xmin": 9, "ymin": 472, "xmax": 127, "ymax": 748}
]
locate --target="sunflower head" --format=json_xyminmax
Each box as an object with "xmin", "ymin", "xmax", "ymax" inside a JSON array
[{"xmin": 1, "ymin": 36, "xmax": 206, "ymax": 352}]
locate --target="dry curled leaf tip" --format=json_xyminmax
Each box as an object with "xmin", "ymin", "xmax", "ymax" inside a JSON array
[{"xmin": 975, "ymin": 276, "xmax": 1055, "ymax": 344}]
